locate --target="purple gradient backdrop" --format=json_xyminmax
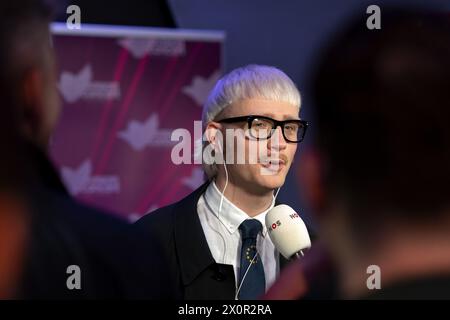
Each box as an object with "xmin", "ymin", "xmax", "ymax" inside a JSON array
[{"xmin": 50, "ymin": 28, "xmax": 223, "ymax": 221}]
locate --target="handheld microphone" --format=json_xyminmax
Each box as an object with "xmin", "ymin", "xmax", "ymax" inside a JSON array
[{"xmin": 265, "ymin": 204, "xmax": 311, "ymax": 260}]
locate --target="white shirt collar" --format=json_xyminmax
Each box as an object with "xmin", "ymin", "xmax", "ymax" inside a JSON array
[{"xmin": 203, "ymin": 181, "xmax": 275, "ymax": 236}]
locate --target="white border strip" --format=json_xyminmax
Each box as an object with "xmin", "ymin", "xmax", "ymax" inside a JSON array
[{"xmin": 51, "ymin": 22, "xmax": 226, "ymax": 42}]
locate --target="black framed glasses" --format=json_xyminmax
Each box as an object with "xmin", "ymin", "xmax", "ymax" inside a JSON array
[{"xmin": 217, "ymin": 115, "xmax": 309, "ymax": 143}]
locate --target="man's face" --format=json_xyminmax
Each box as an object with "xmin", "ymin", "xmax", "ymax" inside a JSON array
[{"xmin": 216, "ymin": 98, "xmax": 299, "ymax": 193}]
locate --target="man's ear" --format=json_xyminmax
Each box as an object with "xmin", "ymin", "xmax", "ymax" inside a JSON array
[
  {"xmin": 296, "ymin": 147, "xmax": 327, "ymax": 218},
  {"xmin": 204, "ymin": 121, "xmax": 223, "ymax": 150}
]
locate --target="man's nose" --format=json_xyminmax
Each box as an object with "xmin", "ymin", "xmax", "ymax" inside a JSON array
[{"xmin": 267, "ymin": 126, "xmax": 287, "ymax": 151}]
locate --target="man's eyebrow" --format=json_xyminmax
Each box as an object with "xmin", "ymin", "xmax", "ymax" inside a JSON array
[{"xmin": 259, "ymin": 113, "xmax": 300, "ymax": 120}]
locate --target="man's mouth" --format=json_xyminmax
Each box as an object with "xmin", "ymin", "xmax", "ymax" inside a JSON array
[{"xmin": 260, "ymin": 156, "xmax": 288, "ymax": 172}]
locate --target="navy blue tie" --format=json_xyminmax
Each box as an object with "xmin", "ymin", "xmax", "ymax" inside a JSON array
[{"xmin": 238, "ymin": 219, "xmax": 265, "ymax": 300}]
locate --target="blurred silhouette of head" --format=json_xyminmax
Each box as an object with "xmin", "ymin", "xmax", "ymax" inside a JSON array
[
  {"xmin": 0, "ymin": 0, "xmax": 59, "ymax": 150},
  {"xmin": 306, "ymin": 8, "xmax": 450, "ymax": 238},
  {"xmin": 0, "ymin": 2, "xmax": 54, "ymax": 297},
  {"xmin": 300, "ymin": 6, "xmax": 450, "ymax": 298}
]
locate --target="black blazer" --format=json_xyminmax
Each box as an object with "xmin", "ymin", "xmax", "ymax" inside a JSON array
[{"xmin": 135, "ymin": 182, "xmax": 291, "ymax": 300}]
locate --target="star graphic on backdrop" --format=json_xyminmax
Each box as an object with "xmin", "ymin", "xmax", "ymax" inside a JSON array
[{"xmin": 182, "ymin": 70, "xmax": 221, "ymax": 106}]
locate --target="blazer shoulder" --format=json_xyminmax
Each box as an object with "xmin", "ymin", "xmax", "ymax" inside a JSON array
[
  {"xmin": 134, "ymin": 182, "xmax": 208, "ymax": 230},
  {"xmin": 134, "ymin": 182, "xmax": 209, "ymax": 243},
  {"xmin": 134, "ymin": 202, "xmax": 178, "ymax": 234}
]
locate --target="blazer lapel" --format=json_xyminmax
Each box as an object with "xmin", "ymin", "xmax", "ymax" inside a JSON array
[{"xmin": 173, "ymin": 182, "xmax": 296, "ymax": 284}]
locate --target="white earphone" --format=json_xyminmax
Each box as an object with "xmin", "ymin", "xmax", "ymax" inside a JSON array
[{"xmin": 211, "ymin": 134, "xmax": 283, "ymax": 299}]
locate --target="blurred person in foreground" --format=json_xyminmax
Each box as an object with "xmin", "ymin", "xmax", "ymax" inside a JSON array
[
  {"xmin": 0, "ymin": 86, "xmax": 31, "ymax": 299},
  {"xmin": 0, "ymin": 0, "xmax": 173, "ymax": 299},
  {"xmin": 265, "ymin": 8, "xmax": 450, "ymax": 299}
]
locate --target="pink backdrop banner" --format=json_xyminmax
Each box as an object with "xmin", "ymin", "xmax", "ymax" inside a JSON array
[{"xmin": 50, "ymin": 23, "xmax": 224, "ymax": 221}]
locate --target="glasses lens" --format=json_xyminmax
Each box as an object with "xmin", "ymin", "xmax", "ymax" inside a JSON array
[
  {"xmin": 249, "ymin": 117, "xmax": 274, "ymax": 139},
  {"xmin": 283, "ymin": 121, "xmax": 303, "ymax": 142}
]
